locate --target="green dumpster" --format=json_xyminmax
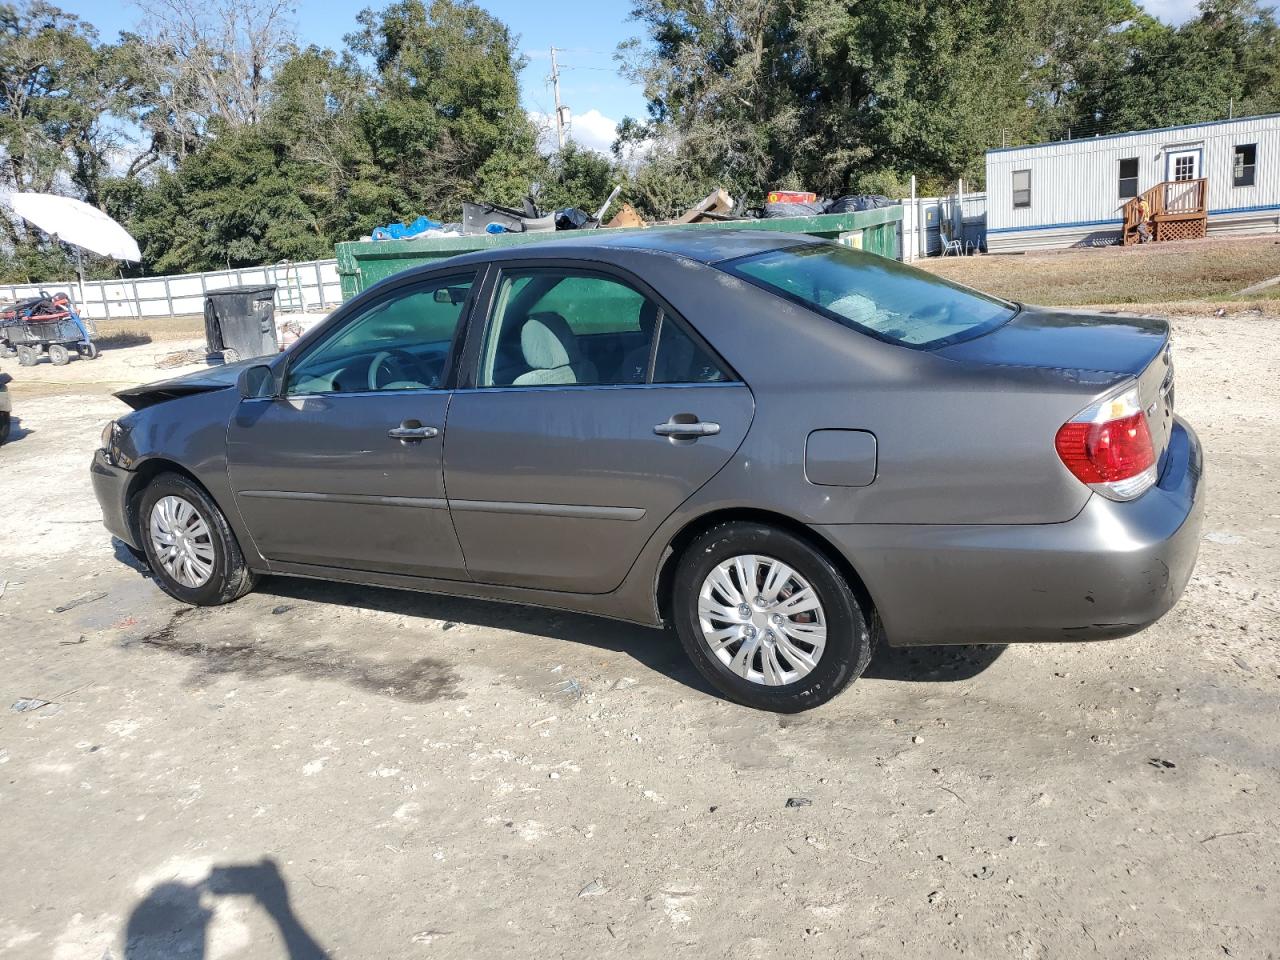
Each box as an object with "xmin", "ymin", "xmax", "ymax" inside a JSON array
[{"xmin": 335, "ymin": 206, "xmax": 903, "ymax": 300}]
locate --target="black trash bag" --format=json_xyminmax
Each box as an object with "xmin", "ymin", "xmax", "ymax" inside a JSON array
[
  {"xmin": 554, "ymin": 207, "xmax": 598, "ymax": 230},
  {"xmin": 825, "ymin": 194, "xmax": 898, "ymax": 213},
  {"xmin": 762, "ymin": 201, "xmax": 826, "ymax": 219}
]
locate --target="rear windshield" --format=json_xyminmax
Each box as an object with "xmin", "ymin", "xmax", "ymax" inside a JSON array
[{"xmin": 722, "ymin": 243, "xmax": 1017, "ymax": 348}]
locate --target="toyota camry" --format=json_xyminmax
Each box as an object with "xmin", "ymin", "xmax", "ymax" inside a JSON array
[{"xmin": 91, "ymin": 229, "xmax": 1203, "ymax": 711}]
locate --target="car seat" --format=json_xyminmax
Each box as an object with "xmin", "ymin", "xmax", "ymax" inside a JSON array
[{"xmin": 513, "ymin": 312, "xmax": 598, "ymax": 385}]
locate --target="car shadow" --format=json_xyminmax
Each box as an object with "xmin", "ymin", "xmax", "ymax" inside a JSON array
[
  {"xmin": 864, "ymin": 642, "xmax": 1007, "ymax": 682},
  {"xmin": 124, "ymin": 857, "xmax": 330, "ymax": 959},
  {"xmin": 257, "ymin": 575, "xmax": 712, "ymax": 694},
  {"xmin": 112, "ymin": 537, "xmax": 150, "ymax": 573},
  {"xmin": 256, "ymin": 576, "xmax": 1006, "ymax": 694}
]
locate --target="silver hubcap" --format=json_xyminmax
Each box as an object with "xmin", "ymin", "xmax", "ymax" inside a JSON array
[
  {"xmin": 697, "ymin": 554, "xmax": 827, "ymax": 686},
  {"xmin": 149, "ymin": 496, "xmax": 216, "ymax": 588}
]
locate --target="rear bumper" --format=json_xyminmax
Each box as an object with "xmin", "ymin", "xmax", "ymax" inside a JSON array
[
  {"xmin": 90, "ymin": 448, "xmax": 139, "ymax": 549},
  {"xmin": 817, "ymin": 416, "xmax": 1205, "ymax": 646}
]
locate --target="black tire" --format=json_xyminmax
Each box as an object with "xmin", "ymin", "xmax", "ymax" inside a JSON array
[
  {"xmin": 670, "ymin": 521, "xmax": 875, "ymax": 712},
  {"xmin": 48, "ymin": 343, "xmax": 71, "ymax": 365},
  {"xmin": 78, "ymin": 342, "xmax": 99, "ymax": 359},
  {"xmin": 136, "ymin": 472, "xmax": 257, "ymax": 606},
  {"xmin": 0, "ymin": 411, "xmax": 9, "ymax": 446},
  {"xmin": 17, "ymin": 345, "xmax": 38, "ymax": 366}
]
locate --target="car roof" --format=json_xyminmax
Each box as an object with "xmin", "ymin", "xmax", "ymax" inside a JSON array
[{"xmin": 441, "ymin": 226, "xmax": 822, "ymax": 269}]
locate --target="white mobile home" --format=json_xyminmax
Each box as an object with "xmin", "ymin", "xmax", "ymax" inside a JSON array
[{"xmin": 985, "ymin": 114, "xmax": 1280, "ymax": 251}]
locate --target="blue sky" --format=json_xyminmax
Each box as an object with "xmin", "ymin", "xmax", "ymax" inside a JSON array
[{"xmin": 65, "ymin": 0, "xmax": 1200, "ymax": 154}]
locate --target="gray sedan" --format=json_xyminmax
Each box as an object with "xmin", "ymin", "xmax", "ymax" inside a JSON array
[{"xmin": 91, "ymin": 230, "xmax": 1203, "ymax": 711}]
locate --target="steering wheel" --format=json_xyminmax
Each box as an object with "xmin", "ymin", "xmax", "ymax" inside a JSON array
[{"xmin": 368, "ymin": 349, "xmax": 428, "ymax": 390}]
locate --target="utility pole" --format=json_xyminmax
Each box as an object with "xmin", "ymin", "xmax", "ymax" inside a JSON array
[{"xmin": 549, "ymin": 46, "xmax": 569, "ymax": 150}]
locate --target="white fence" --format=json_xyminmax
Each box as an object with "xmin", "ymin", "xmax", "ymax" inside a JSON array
[
  {"xmin": 900, "ymin": 193, "xmax": 989, "ymax": 260},
  {"xmin": 0, "ymin": 258, "xmax": 342, "ymax": 321}
]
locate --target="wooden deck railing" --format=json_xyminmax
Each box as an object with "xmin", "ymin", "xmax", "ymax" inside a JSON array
[{"xmin": 1122, "ymin": 178, "xmax": 1207, "ymax": 244}]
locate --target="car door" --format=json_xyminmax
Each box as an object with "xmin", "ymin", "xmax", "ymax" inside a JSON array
[
  {"xmin": 226, "ymin": 272, "xmax": 478, "ymax": 579},
  {"xmin": 443, "ymin": 263, "xmax": 755, "ymax": 594}
]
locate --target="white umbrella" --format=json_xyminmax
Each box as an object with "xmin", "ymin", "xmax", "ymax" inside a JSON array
[
  {"xmin": 7, "ymin": 192, "xmax": 142, "ymax": 307},
  {"xmin": 8, "ymin": 193, "xmax": 141, "ymax": 261}
]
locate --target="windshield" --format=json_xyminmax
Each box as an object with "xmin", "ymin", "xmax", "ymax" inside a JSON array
[{"xmin": 722, "ymin": 243, "xmax": 1017, "ymax": 348}]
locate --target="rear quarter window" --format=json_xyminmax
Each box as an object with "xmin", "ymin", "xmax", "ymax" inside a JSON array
[{"xmin": 722, "ymin": 243, "xmax": 1017, "ymax": 348}]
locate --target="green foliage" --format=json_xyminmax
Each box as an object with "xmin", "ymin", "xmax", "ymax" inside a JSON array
[
  {"xmin": 348, "ymin": 0, "xmax": 543, "ymax": 217},
  {"xmin": 536, "ymin": 143, "xmax": 623, "ymax": 213},
  {"xmin": 619, "ymin": 0, "xmax": 1280, "ymax": 198}
]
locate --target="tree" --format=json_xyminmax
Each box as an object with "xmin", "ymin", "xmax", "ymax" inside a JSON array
[
  {"xmin": 1078, "ymin": 0, "xmax": 1280, "ymax": 134},
  {"xmin": 126, "ymin": 0, "xmax": 296, "ymax": 167},
  {"xmin": 347, "ymin": 0, "xmax": 544, "ymax": 219},
  {"xmin": 0, "ymin": 1, "xmax": 137, "ymax": 279},
  {"xmin": 536, "ymin": 142, "xmax": 621, "ymax": 214}
]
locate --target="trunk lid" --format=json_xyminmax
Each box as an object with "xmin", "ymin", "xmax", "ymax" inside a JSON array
[{"xmin": 938, "ymin": 306, "xmax": 1176, "ymax": 477}]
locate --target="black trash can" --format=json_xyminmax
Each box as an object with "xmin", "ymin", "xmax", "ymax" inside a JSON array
[{"xmin": 204, "ymin": 285, "xmax": 278, "ymax": 363}]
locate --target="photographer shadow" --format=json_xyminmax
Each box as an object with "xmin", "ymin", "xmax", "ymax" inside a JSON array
[{"xmin": 125, "ymin": 858, "xmax": 329, "ymax": 960}]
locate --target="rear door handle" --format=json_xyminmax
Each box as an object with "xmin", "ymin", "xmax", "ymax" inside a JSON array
[
  {"xmin": 388, "ymin": 422, "xmax": 439, "ymax": 442},
  {"xmin": 654, "ymin": 418, "xmax": 720, "ymax": 440}
]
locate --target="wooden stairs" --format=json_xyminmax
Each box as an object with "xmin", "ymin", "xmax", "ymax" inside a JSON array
[{"xmin": 1122, "ymin": 179, "xmax": 1208, "ymax": 245}]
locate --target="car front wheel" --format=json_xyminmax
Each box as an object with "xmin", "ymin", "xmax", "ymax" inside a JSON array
[
  {"xmin": 137, "ymin": 473, "xmax": 257, "ymax": 605},
  {"xmin": 671, "ymin": 521, "xmax": 875, "ymax": 712}
]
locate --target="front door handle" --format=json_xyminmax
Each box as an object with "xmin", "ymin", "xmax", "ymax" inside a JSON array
[
  {"xmin": 388, "ymin": 421, "xmax": 439, "ymax": 442},
  {"xmin": 654, "ymin": 418, "xmax": 720, "ymax": 440}
]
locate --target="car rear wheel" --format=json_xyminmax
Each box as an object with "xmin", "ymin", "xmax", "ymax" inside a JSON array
[
  {"xmin": 671, "ymin": 521, "xmax": 875, "ymax": 712},
  {"xmin": 137, "ymin": 473, "xmax": 257, "ymax": 606}
]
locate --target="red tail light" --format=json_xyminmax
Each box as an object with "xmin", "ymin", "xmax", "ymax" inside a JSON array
[{"xmin": 1055, "ymin": 385, "xmax": 1156, "ymax": 501}]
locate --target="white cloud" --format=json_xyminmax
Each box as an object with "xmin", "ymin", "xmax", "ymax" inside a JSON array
[
  {"xmin": 1138, "ymin": 0, "xmax": 1201, "ymax": 24},
  {"xmin": 527, "ymin": 108, "xmax": 619, "ymax": 156},
  {"xmin": 567, "ymin": 109, "xmax": 620, "ymax": 155}
]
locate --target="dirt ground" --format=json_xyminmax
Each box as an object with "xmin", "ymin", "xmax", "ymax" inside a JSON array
[{"xmin": 0, "ymin": 310, "xmax": 1277, "ymax": 960}]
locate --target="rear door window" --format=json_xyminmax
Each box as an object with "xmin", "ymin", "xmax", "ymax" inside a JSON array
[{"xmin": 477, "ymin": 269, "xmax": 655, "ymax": 387}]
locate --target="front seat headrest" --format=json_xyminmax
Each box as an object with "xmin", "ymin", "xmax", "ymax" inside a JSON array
[{"xmin": 521, "ymin": 312, "xmax": 581, "ymax": 370}]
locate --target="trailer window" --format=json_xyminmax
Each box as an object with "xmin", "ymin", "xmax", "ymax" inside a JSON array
[
  {"xmin": 1234, "ymin": 144, "xmax": 1256, "ymax": 187},
  {"xmin": 1118, "ymin": 158, "xmax": 1139, "ymax": 198},
  {"xmin": 1012, "ymin": 170, "xmax": 1031, "ymax": 208}
]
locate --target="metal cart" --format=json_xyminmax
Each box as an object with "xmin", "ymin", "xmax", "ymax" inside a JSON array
[{"xmin": 0, "ymin": 296, "xmax": 98, "ymax": 366}]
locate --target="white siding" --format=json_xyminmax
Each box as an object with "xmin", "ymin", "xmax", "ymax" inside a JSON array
[{"xmin": 985, "ymin": 114, "xmax": 1280, "ymax": 251}]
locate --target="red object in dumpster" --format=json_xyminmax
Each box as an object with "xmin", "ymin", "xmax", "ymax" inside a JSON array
[{"xmin": 767, "ymin": 190, "xmax": 817, "ymax": 204}]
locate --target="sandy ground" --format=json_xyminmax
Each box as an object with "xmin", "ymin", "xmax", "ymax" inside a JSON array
[{"xmin": 0, "ymin": 314, "xmax": 1277, "ymax": 960}]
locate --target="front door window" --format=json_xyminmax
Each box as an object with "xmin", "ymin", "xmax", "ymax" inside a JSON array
[{"xmin": 286, "ymin": 276, "xmax": 474, "ymax": 396}]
